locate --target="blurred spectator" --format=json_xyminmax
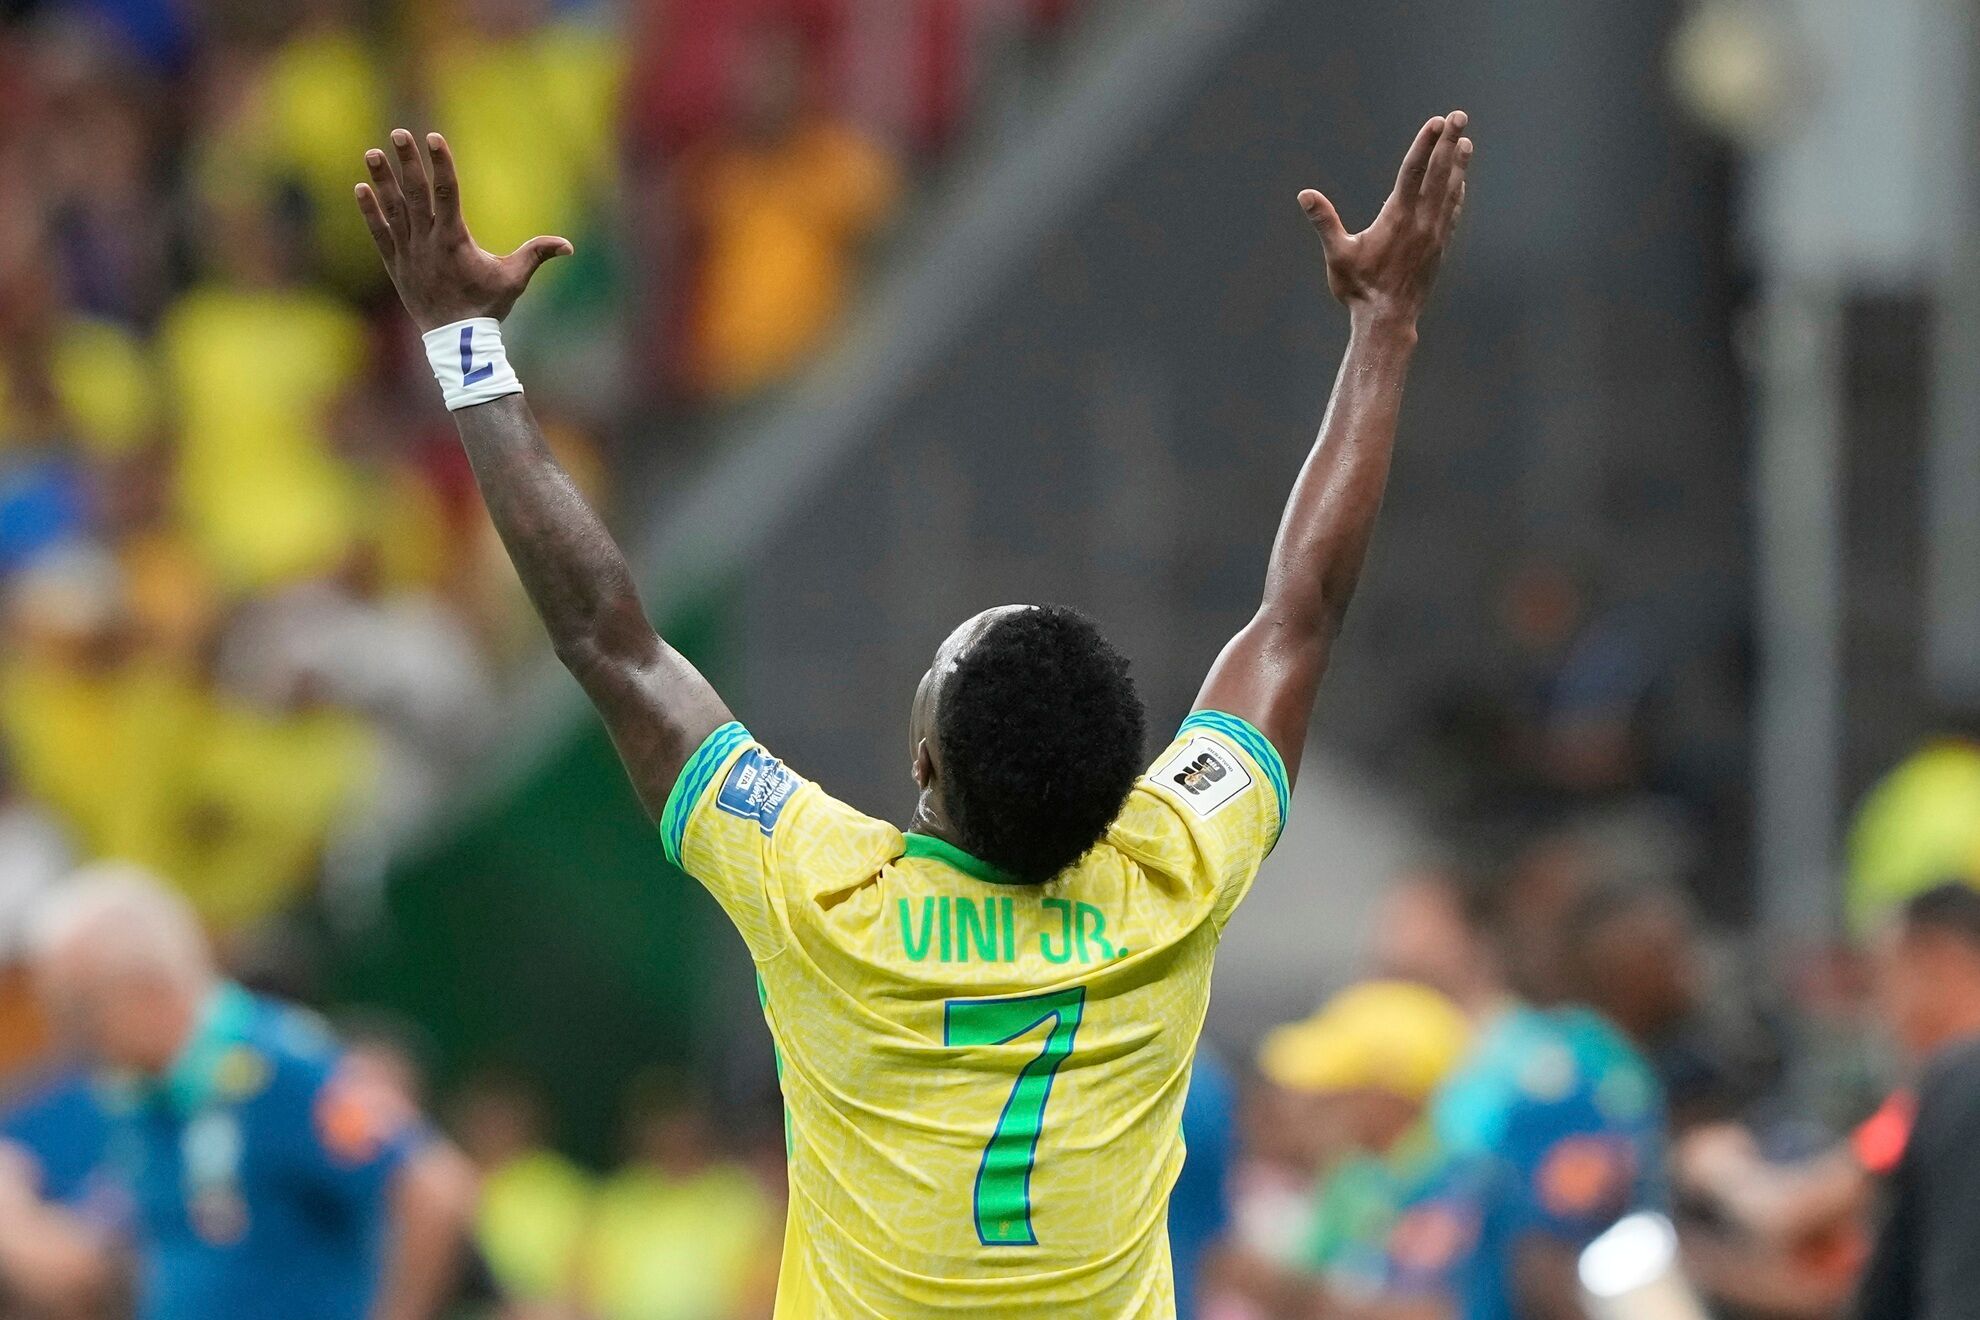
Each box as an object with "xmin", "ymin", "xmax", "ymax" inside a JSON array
[
  {"xmin": 217, "ymin": 576, "xmax": 491, "ymax": 771},
  {"xmin": 50, "ymin": 0, "xmax": 193, "ymax": 75},
  {"xmin": 0, "ymin": 0, "xmax": 1088, "ymax": 1022},
  {"xmin": 0, "ymin": 538, "xmax": 385, "ymax": 935},
  {"xmin": 1225, "ymin": 1075, "xmax": 1334, "ymax": 1284},
  {"xmin": 623, "ymin": 0, "xmax": 841, "ymax": 164},
  {"xmin": 0, "ymin": 480, "xmax": 381, "ymax": 939},
  {"xmin": 578, "ymin": 1086, "xmax": 777, "ymax": 1320},
  {"xmin": 0, "ymin": 1065, "xmax": 132, "ymax": 1316},
  {"xmin": 1848, "ymin": 882, "xmax": 1980, "ymax": 1317},
  {"xmin": 159, "ymin": 192, "xmax": 368, "ymax": 595},
  {"xmin": 0, "ymin": 247, "xmax": 159, "ymax": 465},
  {"xmin": 1372, "ymin": 858, "xmax": 1672, "ymax": 1320},
  {"xmin": 1846, "ymin": 736, "xmax": 1980, "ymax": 938},
  {"xmin": 424, "ymin": 0, "xmax": 623, "ymax": 259},
  {"xmin": 0, "ymin": 863, "xmax": 478, "ymax": 1320},
  {"xmin": 453, "ymin": 1072, "xmax": 593, "ymax": 1310},
  {"xmin": 335, "ymin": 1013, "xmax": 439, "ymax": 1112},
  {"xmin": 33, "ymin": 33, "xmax": 173, "ymax": 327},
  {"xmin": 1413, "ymin": 559, "xmax": 1746, "ymax": 907},
  {"xmin": 1559, "ymin": 882, "xmax": 1727, "ymax": 1130},
  {"xmin": 0, "ymin": 542, "xmax": 204, "ymax": 882},
  {"xmin": 187, "ymin": 0, "xmax": 390, "ymax": 294},
  {"xmin": 1681, "ymin": 882, "xmax": 1980, "ymax": 1319},
  {"xmin": 214, "ymin": 568, "xmax": 495, "ymax": 919},
  {"xmin": 167, "ymin": 667, "xmax": 378, "ymax": 933},
  {"xmin": 1368, "ymin": 865, "xmax": 1501, "ymax": 1017},
  {"xmin": 676, "ymin": 23, "xmax": 899, "ymax": 401},
  {"xmin": 1223, "ymin": 981, "xmax": 1471, "ymax": 1316},
  {"xmin": 0, "ymin": 451, "xmax": 90, "ymax": 580}
]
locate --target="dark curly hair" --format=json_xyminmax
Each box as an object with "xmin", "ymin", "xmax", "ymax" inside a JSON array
[{"xmin": 936, "ymin": 605, "xmax": 1147, "ymax": 883}]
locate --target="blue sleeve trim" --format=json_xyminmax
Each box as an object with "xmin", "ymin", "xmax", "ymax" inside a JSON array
[
  {"xmin": 1178, "ymin": 711, "xmax": 1290, "ymax": 838},
  {"xmin": 659, "ymin": 722, "xmax": 752, "ymax": 867}
]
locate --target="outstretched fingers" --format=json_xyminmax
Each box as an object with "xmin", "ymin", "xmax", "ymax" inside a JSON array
[
  {"xmin": 1394, "ymin": 115, "xmax": 1444, "ymax": 201},
  {"xmin": 364, "ymin": 149, "xmax": 411, "ymax": 243},
  {"xmin": 390, "ymin": 130, "xmax": 433, "ymax": 232},
  {"xmin": 1442, "ymin": 141, "xmax": 1473, "ymax": 235},
  {"xmin": 1419, "ymin": 111, "xmax": 1467, "ymax": 219},
  {"xmin": 1298, "ymin": 188, "xmax": 1350, "ymax": 256},
  {"xmin": 425, "ymin": 133, "xmax": 465, "ymax": 237},
  {"xmin": 354, "ymin": 183, "xmax": 394, "ymax": 259}
]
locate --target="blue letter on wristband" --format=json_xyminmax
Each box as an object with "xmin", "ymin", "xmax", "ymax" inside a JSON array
[{"xmin": 459, "ymin": 326, "xmax": 494, "ymax": 386}]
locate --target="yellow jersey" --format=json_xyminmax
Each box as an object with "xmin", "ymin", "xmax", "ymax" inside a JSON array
[{"xmin": 660, "ymin": 711, "xmax": 1288, "ymax": 1318}]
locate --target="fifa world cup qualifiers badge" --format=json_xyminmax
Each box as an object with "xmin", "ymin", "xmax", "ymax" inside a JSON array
[{"xmin": 716, "ymin": 748, "xmax": 802, "ymax": 833}]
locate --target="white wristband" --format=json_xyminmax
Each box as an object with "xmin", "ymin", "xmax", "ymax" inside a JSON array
[{"xmin": 424, "ymin": 318, "xmax": 523, "ymax": 411}]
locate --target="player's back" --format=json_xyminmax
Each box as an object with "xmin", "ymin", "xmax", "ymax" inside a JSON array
[{"xmin": 660, "ymin": 713, "xmax": 1287, "ymax": 1318}]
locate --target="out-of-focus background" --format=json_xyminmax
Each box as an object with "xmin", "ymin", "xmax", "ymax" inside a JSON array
[{"xmin": 0, "ymin": 0, "xmax": 1974, "ymax": 1314}]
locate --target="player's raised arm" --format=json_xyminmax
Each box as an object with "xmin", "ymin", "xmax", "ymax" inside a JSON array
[
  {"xmin": 1193, "ymin": 111, "xmax": 1472, "ymax": 788},
  {"xmin": 355, "ymin": 131, "xmax": 731, "ymax": 820}
]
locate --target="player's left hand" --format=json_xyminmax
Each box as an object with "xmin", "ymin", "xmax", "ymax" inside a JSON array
[
  {"xmin": 1298, "ymin": 110, "xmax": 1472, "ymax": 325},
  {"xmin": 354, "ymin": 130, "xmax": 572, "ymax": 333}
]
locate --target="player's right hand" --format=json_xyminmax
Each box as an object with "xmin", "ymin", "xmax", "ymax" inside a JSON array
[
  {"xmin": 1298, "ymin": 110, "xmax": 1472, "ymax": 325},
  {"xmin": 354, "ymin": 130, "xmax": 572, "ymax": 333}
]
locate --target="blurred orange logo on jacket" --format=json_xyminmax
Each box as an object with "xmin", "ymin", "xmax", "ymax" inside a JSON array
[
  {"xmin": 312, "ymin": 1068, "xmax": 414, "ymax": 1166},
  {"xmin": 1536, "ymin": 1135, "xmax": 1631, "ymax": 1218}
]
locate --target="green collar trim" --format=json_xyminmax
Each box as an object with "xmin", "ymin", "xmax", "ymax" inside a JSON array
[
  {"xmin": 159, "ymin": 982, "xmax": 256, "ymax": 1113},
  {"xmin": 902, "ymin": 832, "xmax": 1025, "ymax": 886}
]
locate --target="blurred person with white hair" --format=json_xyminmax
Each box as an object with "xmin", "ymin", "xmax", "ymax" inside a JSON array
[{"xmin": 0, "ymin": 863, "xmax": 477, "ymax": 1320}]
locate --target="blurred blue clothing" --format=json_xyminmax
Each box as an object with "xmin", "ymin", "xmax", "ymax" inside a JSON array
[
  {"xmin": 1169, "ymin": 1047, "xmax": 1237, "ymax": 1320},
  {"xmin": 104, "ymin": 984, "xmax": 426, "ymax": 1320},
  {"xmin": 0, "ymin": 457, "xmax": 91, "ymax": 576},
  {"xmin": 1386, "ymin": 1005, "xmax": 1666, "ymax": 1320},
  {"xmin": 51, "ymin": 0, "xmax": 193, "ymax": 72},
  {"xmin": 0, "ymin": 1067, "xmax": 117, "ymax": 1212}
]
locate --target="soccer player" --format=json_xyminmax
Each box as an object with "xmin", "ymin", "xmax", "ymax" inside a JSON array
[{"xmin": 354, "ymin": 107, "xmax": 1473, "ymax": 1317}]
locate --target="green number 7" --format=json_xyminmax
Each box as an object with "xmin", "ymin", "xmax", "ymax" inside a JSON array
[{"xmin": 943, "ymin": 987, "xmax": 1085, "ymax": 1246}]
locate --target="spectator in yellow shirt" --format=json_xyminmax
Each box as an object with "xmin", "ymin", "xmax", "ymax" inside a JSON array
[
  {"xmin": 679, "ymin": 26, "xmax": 901, "ymax": 400},
  {"xmin": 0, "ymin": 542, "xmax": 204, "ymax": 880},
  {"xmin": 0, "ymin": 541, "xmax": 375, "ymax": 934},
  {"xmin": 422, "ymin": 0, "xmax": 623, "ymax": 258},
  {"xmin": 580, "ymin": 1089, "xmax": 778, "ymax": 1320},
  {"xmin": 454, "ymin": 1072, "xmax": 594, "ymax": 1307},
  {"xmin": 158, "ymin": 196, "xmax": 367, "ymax": 595},
  {"xmin": 0, "ymin": 250, "xmax": 160, "ymax": 461},
  {"xmin": 186, "ymin": 0, "xmax": 391, "ymax": 292}
]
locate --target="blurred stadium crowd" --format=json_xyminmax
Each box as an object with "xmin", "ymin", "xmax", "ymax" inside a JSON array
[
  {"xmin": 0, "ymin": 0, "xmax": 1081, "ymax": 1035},
  {"xmin": 0, "ymin": 0, "xmax": 1979, "ymax": 1317},
  {"xmin": 0, "ymin": 0, "xmax": 1085, "ymax": 1314}
]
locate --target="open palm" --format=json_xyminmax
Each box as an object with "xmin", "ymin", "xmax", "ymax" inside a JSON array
[
  {"xmin": 1299, "ymin": 111, "xmax": 1472, "ymax": 320},
  {"xmin": 354, "ymin": 130, "xmax": 572, "ymax": 333}
]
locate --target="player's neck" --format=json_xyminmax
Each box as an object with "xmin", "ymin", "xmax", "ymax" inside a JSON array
[{"xmin": 905, "ymin": 793, "xmax": 963, "ymax": 849}]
